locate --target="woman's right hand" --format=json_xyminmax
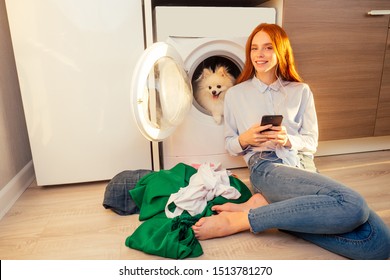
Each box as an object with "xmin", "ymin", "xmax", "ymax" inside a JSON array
[{"xmin": 238, "ymin": 123, "xmax": 272, "ymax": 149}]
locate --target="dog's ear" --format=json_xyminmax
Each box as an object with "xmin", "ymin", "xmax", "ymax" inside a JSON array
[
  {"xmin": 216, "ymin": 66, "xmax": 228, "ymax": 77},
  {"xmin": 202, "ymin": 68, "xmax": 213, "ymax": 78}
]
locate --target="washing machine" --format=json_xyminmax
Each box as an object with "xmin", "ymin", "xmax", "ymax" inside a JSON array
[{"xmin": 131, "ymin": 6, "xmax": 276, "ymax": 170}]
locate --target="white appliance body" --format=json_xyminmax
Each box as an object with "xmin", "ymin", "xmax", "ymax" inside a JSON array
[
  {"xmin": 160, "ymin": 36, "xmax": 248, "ymax": 169},
  {"xmin": 6, "ymin": 0, "xmax": 152, "ymax": 185},
  {"xmin": 154, "ymin": 7, "xmax": 276, "ymax": 169}
]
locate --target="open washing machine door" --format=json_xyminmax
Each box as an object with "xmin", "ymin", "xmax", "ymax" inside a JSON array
[{"xmin": 131, "ymin": 42, "xmax": 193, "ymax": 141}]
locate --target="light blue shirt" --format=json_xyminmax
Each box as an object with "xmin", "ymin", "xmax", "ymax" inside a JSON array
[{"xmin": 224, "ymin": 77, "xmax": 319, "ymax": 167}]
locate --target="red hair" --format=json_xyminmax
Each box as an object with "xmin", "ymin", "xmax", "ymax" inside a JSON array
[{"xmin": 236, "ymin": 23, "xmax": 303, "ymax": 84}]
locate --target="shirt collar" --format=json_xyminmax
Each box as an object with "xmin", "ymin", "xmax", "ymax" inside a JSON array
[{"xmin": 251, "ymin": 76, "xmax": 283, "ymax": 93}]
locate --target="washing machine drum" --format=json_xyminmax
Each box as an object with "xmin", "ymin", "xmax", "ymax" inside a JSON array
[{"xmin": 131, "ymin": 42, "xmax": 193, "ymax": 141}]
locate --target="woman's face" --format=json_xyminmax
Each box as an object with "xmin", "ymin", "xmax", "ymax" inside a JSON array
[{"xmin": 250, "ymin": 31, "xmax": 278, "ymax": 80}]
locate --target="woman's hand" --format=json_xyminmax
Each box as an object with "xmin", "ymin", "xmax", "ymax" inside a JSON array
[
  {"xmin": 261, "ymin": 125, "xmax": 291, "ymax": 148},
  {"xmin": 238, "ymin": 123, "xmax": 273, "ymax": 148}
]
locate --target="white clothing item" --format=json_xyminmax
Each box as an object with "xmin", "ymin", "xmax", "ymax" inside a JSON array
[
  {"xmin": 276, "ymin": 145, "xmax": 300, "ymax": 167},
  {"xmin": 165, "ymin": 163, "xmax": 241, "ymax": 218}
]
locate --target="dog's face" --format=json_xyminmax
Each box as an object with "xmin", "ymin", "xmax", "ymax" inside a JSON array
[{"xmin": 198, "ymin": 66, "xmax": 235, "ymax": 99}]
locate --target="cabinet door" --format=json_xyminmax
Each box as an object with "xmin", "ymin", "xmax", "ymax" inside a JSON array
[
  {"xmin": 6, "ymin": 0, "xmax": 152, "ymax": 185},
  {"xmin": 283, "ymin": 0, "xmax": 390, "ymax": 141},
  {"xmin": 375, "ymin": 26, "xmax": 390, "ymax": 136}
]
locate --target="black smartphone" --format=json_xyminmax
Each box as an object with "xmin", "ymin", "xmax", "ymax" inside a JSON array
[{"xmin": 261, "ymin": 115, "xmax": 283, "ymax": 131}]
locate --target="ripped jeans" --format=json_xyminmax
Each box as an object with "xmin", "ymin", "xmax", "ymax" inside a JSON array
[{"xmin": 248, "ymin": 151, "xmax": 390, "ymax": 260}]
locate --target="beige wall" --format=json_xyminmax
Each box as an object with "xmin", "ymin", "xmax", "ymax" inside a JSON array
[{"xmin": 0, "ymin": 0, "xmax": 32, "ymax": 190}]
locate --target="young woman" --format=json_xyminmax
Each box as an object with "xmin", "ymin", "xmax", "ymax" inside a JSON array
[{"xmin": 192, "ymin": 23, "xmax": 390, "ymax": 260}]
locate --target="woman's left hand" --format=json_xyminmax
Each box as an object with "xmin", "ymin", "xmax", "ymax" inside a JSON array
[{"xmin": 261, "ymin": 126, "xmax": 291, "ymax": 148}]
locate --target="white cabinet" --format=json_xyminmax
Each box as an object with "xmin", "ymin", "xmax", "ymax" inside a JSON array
[{"xmin": 6, "ymin": 0, "xmax": 152, "ymax": 185}]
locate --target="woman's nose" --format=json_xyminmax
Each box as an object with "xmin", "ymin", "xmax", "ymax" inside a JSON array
[{"xmin": 257, "ymin": 49, "xmax": 265, "ymax": 57}]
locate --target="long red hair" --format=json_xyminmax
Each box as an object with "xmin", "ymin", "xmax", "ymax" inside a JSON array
[{"xmin": 236, "ymin": 23, "xmax": 303, "ymax": 84}]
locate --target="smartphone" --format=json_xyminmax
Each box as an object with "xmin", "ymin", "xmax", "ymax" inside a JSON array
[{"xmin": 261, "ymin": 115, "xmax": 283, "ymax": 131}]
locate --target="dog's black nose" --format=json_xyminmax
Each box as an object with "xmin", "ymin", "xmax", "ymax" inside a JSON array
[{"xmin": 212, "ymin": 91, "xmax": 217, "ymax": 95}]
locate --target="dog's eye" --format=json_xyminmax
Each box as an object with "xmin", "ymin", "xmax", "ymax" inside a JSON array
[
  {"xmin": 217, "ymin": 85, "xmax": 221, "ymax": 88},
  {"xmin": 209, "ymin": 86, "xmax": 212, "ymax": 89}
]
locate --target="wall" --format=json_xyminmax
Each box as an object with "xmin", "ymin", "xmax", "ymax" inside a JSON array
[{"xmin": 0, "ymin": 0, "xmax": 34, "ymax": 219}]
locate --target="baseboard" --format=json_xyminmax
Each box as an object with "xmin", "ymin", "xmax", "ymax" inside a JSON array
[
  {"xmin": 317, "ymin": 136, "xmax": 390, "ymax": 157},
  {"xmin": 0, "ymin": 161, "xmax": 35, "ymax": 220}
]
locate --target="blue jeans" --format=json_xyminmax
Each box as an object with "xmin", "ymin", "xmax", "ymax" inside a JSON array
[
  {"xmin": 248, "ymin": 152, "xmax": 390, "ymax": 260},
  {"xmin": 103, "ymin": 169, "xmax": 152, "ymax": 215}
]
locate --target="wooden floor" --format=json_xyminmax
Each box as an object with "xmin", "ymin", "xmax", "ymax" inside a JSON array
[{"xmin": 0, "ymin": 151, "xmax": 389, "ymax": 260}]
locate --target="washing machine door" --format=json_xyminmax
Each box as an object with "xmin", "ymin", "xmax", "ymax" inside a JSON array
[{"xmin": 131, "ymin": 42, "xmax": 193, "ymax": 141}]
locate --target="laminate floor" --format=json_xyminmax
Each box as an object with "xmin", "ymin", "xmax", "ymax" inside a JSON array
[{"xmin": 0, "ymin": 151, "xmax": 389, "ymax": 260}]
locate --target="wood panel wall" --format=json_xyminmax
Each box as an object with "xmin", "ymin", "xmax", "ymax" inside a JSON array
[{"xmin": 283, "ymin": 0, "xmax": 390, "ymax": 141}]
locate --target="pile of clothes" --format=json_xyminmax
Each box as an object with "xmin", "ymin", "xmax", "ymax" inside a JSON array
[{"xmin": 103, "ymin": 163, "xmax": 252, "ymax": 259}]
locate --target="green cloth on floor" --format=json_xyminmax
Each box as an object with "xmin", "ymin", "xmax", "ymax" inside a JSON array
[{"xmin": 125, "ymin": 163, "xmax": 252, "ymax": 259}]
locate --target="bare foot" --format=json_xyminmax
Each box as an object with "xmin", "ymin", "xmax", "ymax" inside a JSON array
[
  {"xmin": 212, "ymin": 193, "xmax": 269, "ymax": 213},
  {"xmin": 192, "ymin": 211, "xmax": 250, "ymax": 240}
]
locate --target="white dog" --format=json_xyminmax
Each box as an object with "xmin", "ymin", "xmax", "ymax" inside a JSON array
[{"xmin": 194, "ymin": 65, "xmax": 235, "ymax": 124}]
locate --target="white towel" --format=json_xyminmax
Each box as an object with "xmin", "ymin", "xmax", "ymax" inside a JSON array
[{"xmin": 165, "ymin": 163, "xmax": 241, "ymax": 218}]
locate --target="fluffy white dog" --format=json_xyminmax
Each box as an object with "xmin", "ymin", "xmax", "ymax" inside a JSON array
[{"xmin": 194, "ymin": 65, "xmax": 235, "ymax": 124}]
